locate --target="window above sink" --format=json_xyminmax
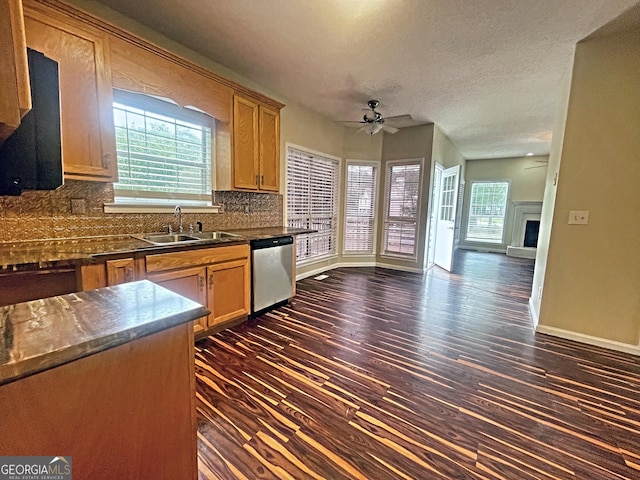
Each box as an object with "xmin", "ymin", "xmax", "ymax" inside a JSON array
[{"xmin": 105, "ymin": 89, "xmax": 220, "ymax": 214}]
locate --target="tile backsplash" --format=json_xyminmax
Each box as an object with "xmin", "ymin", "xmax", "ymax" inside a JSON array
[{"xmin": 0, "ymin": 181, "xmax": 283, "ymax": 242}]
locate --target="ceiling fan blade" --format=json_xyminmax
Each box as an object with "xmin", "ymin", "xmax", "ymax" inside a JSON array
[
  {"xmin": 338, "ymin": 121, "xmax": 366, "ymax": 128},
  {"xmin": 383, "ymin": 114, "xmax": 416, "ymax": 128},
  {"xmin": 382, "ymin": 124, "xmax": 399, "ymax": 134}
]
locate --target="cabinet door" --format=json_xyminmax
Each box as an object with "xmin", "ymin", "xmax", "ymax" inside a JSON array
[
  {"xmin": 106, "ymin": 258, "xmax": 135, "ymax": 286},
  {"xmin": 233, "ymin": 95, "xmax": 259, "ymax": 190},
  {"xmin": 23, "ymin": 8, "xmax": 117, "ymax": 181},
  {"xmin": 0, "ymin": 0, "xmax": 31, "ymax": 143},
  {"xmin": 147, "ymin": 267, "xmax": 208, "ymax": 335},
  {"xmin": 258, "ymin": 105, "xmax": 279, "ymax": 192},
  {"xmin": 207, "ymin": 258, "xmax": 250, "ymax": 327}
]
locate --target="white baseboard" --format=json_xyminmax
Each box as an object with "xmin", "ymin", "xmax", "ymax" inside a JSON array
[
  {"xmin": 528, "ymin": 297, "xmax": 539, "ymax": 328},
  {"xmin": 296, "ymin": 261, "xmax": 422, "ymax": 281},
  {"xmin": 374, "ymin": 262, "xmax": 425, "ymax": 274},
  {"xmin": 535, "ymin": 324, "xmax": 640, "ymax": 356}
]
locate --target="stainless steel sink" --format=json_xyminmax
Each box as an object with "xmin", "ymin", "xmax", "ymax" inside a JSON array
[
  {"xmin": 190, "ymin": 231, "xmax": 240, "ymax": 240},
  {"xmin": 134, "ymin": 234, "xmax": 201, "ymax": 245},
  {"xmin": 133, "ymin": 231, "xmax": 240, "ymax": 245}
]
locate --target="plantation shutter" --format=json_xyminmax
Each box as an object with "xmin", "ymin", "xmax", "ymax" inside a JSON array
[
  {"xmin": 383, "ymin": 161, "xmax": 421, "ymax": 256},
  {"xmin": 113, "ymin": 89, "xmax": 212, "ymax": 203},
  {"xmin": 287, "ymin": 147, "xmax": 339, "ymax": 262},
  {"xmin": 344, "ymin": 163, "xmax": 378, "ymax": 254}
]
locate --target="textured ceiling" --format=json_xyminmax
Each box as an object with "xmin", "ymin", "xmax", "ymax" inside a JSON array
[{"xmin": 93, "ymin": 0, "xmax": 639, "ymax": 159}]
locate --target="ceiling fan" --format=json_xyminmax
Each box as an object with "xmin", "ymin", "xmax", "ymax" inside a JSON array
[
  {"xmin": 340, "ymin": 100, "xmax": 412, "ymax": 135},
  {"xmin": 524, "ymin": 159, "xmax": 550, "ymax": 170}
]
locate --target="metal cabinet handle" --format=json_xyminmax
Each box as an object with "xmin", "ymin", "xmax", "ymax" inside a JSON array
[
  {"xmin": 199, "ymin": 276, "xmax": 205, "ymax": 291},
  {"xmin": 102, "ymin": 153, "xmax": 111, "ymax": 169}
]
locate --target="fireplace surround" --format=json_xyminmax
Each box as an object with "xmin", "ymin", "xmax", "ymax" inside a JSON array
[{"xmin": 506, "ymin": 201, "xmax": 542, "ymax": 259}]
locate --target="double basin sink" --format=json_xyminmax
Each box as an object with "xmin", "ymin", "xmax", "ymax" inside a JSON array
[{"xmin": 133, "ymin": 231, "xmax": 240, "ymax": 246}]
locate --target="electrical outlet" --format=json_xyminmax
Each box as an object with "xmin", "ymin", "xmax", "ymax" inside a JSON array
[
  {"xmin": 568, "ymin": 210, "xmax": 589, "ymax": 225},
  {"xmin": 70, "ymin": 198, "xmax": 86, "ymax": 214}
]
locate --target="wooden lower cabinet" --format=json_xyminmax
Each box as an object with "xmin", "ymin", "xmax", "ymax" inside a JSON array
[
  {"xmin": 207, "ymin": 258, "xmax": 250, "ymax": 327},
  {"xmin": 106, "ymin": 257, "xmax": 135, "ymax": 285},
  {"xmin": 145, "ymin": 244, "xmax": 251, "ymax": 335},
  {"xmin": 0, "ymin": 322, "xmax": 197, "ymax": 480},
  {"xmin": 76, "ymin": 245, "xmax": 251, "ymax": 336},
  {"xmin": 146, "ymin": 266, "xmax": 208, "ymax": 335}
]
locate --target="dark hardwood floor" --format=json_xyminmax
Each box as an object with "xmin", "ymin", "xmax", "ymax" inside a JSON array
[{"xmin": 195, "ymin": 251, "xmax": 640, "ymax": 479}]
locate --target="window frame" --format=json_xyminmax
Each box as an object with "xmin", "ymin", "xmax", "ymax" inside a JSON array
[
  {"xmin": 464, "ymin": 180, "xmax": 510, "ymax": 244},
  {"xmin": 110, "ymin": 88, "xmax": 215, "ymax": 210},
  {"xmin": 343, "ymin": 159, "xmax": 380, "ymax": 256},
  {"xmin": 285, "ymin": 144, "xmax": 341, "ymax": 266},
  {"xmin": 381, "ymin": 158, "xmax": 423, "ymax": 260}
]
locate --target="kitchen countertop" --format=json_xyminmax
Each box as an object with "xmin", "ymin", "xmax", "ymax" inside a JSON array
[
  {"xmin": 0, "ymin": 227, "xmax": 313, "ymax": 271},
  {"xmin": 0, "ymin": 280, "xmax": 209, "ymax": 386}
]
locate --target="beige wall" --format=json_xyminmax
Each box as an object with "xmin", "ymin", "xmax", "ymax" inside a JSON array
[
  {"xmin": 536, "ymin": 28, "xmax": 640, "ymax": 349},
  {"xmin": 459, "ymin": 155, "xmax": 548, "ymax": 251}
]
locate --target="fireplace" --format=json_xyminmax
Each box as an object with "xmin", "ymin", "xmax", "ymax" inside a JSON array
[
  {"xmin": 524, "ymin": 220, "xmax": 540, "ymax": 248},
  {"xmin": 506, "ymin": 201, "xmax": 542, "ymax": 259}
]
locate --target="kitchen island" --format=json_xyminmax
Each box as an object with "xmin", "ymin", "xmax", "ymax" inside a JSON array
[{"xmin": 0, "ymin": 280, "xmax": 209, "ymax": 480}]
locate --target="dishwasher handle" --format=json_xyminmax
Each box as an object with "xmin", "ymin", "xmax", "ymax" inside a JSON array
[{"xmin": 250, "ymin": 236, "xmax": 294, "ymax": 250}]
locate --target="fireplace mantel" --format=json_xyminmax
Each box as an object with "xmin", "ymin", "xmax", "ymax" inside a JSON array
[{"xmin": 507, "ymin": 201, "xmax": 542, "ymax": 259}]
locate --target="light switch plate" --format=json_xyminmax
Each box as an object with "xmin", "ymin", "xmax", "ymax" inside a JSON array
[{"xmin": 568, "ymin": 210, "xmax": 589, "ymax": 225}]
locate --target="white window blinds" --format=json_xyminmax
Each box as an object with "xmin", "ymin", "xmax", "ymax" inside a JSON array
[
  {"xmin": 383, "ymin": 161, "xmax": 421, "ymax": 256},
  {"xmin": 286, "ymin": 147, "xmax": 340, "ymax": 262},
  {"xmin": 113, "ymin": 89, "xmax": 212, "ymax": 204},
  {"xmin": 466, "ymin": 181, "xmax": 509, "ymax": 242},
  {"xmin": 344, "ymin": 162, "xmax": 378, "ymax": 254}
]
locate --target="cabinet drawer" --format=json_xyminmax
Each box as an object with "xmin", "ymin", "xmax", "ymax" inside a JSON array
[{"xmin": 145, "ymin": 244, "xmax": 249, "ymax": 273}]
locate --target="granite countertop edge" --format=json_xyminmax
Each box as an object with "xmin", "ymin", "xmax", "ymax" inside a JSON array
[
  {"xmin": 0, "ymin": 227, "xmax": 315, "ymax": 271},
  {"xmin": 0, "ymin": 281, "xmax": 210, "ymax": 386}
]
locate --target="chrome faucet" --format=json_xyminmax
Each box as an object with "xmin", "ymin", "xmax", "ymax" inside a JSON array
[{"xmin": 174, "ymin": 205, "xmax": 183, "ymax": 233}]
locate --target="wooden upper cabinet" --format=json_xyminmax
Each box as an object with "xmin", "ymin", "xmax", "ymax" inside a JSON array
[
  {"xmin": 0, "ymin": 0, "xmax": 31, "ymax": 144},
  {"xmin": 259, "ymin": 105, "xmax": 280, "ymax": 192},
  {"xmin": 233, "ymin": 95, "xmax": 259, "ymax": 190},
  {"xmin": 233, "ymin": 94, "xmax": 281, "ymax": 192},
  {"xmin": 23, "ymin": 3, "xmax": 117, "ymax": 182}
]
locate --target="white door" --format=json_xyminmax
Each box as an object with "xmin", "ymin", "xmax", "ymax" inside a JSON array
[{"xmin": 433, "ymin": 165, "xmax": 460, "ymax": 271}]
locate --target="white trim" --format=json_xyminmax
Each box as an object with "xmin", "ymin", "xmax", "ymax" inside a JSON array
[
  {"xmin": 104, "ymin": 203, "xmax": 221, "ymax": 214},
  {"xmin": 381, "ymin": 157, "xmax": 424, "ymax": 260},
  {"xmin": 285, "ymin": 142, "xmax": 342, "ymax": 162},
  {"xmin": 295, "ymin": 253, "xmax": 339, "ymax": 269},
  {"xmin": 342, "ymin": 159, "xmax": 380, "ymax": 256},
  {"xmin": 374, "ymin": 262, "xmax": 424, "ymax": 274},
  {"xmin": 285, "ymin": 144, "xmax": 342, "ymax": 263},
  {"xmin": 457, "ymin": 244, "xmax": 506, "ymax": 254},
  {"xmin": 535, "ymin": 324, "xmax": 640, "ymax": 356},
  {"xmin": 464, "ymin": 179, "xmax": 511, "ymax": 244},
  {"xmin": 528, "ymin": 296, "xmax": 539, "ymax": 328},
  {"xmin": 295, "ymin": 260, "xmax": 423, "ymax": 281}
]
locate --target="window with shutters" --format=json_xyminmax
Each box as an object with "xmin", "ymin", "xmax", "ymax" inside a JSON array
[
  {"xmin": 466, "ymin": 181, "xmax": 509, "ymax": 242},
  {"xmin": 286, "ymin": 146, "xmax": 340, "ymax": 263},
  {"xmin": 382, "ymin": 160, "xmax": 421, "ymax": 257},
  {"xmin": 112, "ymin": 89, "xmax": 213, "ymax": 206},
  {"xmin": 344, "ymin": 161, "xmax": 379, "ymax": 254}
]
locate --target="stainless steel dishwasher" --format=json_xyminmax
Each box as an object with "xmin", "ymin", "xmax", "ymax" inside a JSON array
[{"xmin": 250, "ymin": 235, "xmax": 294, "ymax": 316}]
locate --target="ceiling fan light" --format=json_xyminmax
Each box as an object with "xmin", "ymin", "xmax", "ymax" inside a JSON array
[{"xmin": 364, "ymin": 123, "xmax": 383, "ymax": 135}]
